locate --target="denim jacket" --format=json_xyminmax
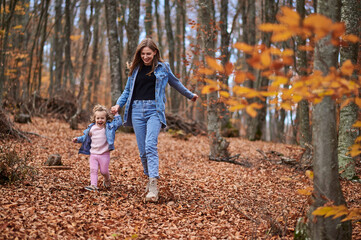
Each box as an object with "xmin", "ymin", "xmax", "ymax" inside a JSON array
[
  {"xmin": 116, "ymin": 62, "xmax": 195, "ymax": 128},
  {"xmin": 75, "ymin": 115, "xmax": 122, "ymax": 155}
]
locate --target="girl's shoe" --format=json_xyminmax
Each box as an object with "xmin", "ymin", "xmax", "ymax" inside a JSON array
[
  {"xmin": 84, "ymin": 185, "xmax": 99, "ymax": 191},
  {"xmin": 103, "ymin": 179, "xmax": 111, "ymax": 188}
]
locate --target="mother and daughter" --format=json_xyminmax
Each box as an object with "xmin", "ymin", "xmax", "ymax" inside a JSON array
[{"xmin": 74, "ymin": 38, "xmax": 198, "ymax": 202}]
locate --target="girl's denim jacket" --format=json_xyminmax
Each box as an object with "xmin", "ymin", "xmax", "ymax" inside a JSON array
[
  {"xmin": 116, "ymin": 62, "xmax": 195, "ymax": 128},
  {"xmin": 75, "ymin": 115, "xmax": 122, "ymax": 155}
]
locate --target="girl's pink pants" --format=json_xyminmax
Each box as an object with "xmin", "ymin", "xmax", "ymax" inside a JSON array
[{"xmin": 89, "ymin": 152, "xmax": 110, "ymax": 186}]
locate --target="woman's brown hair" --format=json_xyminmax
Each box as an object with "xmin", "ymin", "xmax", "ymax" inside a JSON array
[{"xmin": 128, "ymin": 38, "xmax": 164, "ymax": 76}]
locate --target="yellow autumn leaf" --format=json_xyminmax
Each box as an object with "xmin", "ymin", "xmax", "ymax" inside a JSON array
[
  {"xmin": 270, "ymin": 47, "xmax": 282, "ymax": 56},
  {"xmin": 348, "ymin": 144, "xmax": 361, "ymax": 157},
  {"xmin": 198, "ymin": 67, "xmax": 215, "ymax": 75},
  {"xmin": 352, "ymin": 121, "xmax": 361, "ymax": 128},
  {"xmin": 305, "ymin": 170, "xmax": 314, "ymax": 180},
  {"xmin": 312, "ymin": 206, "xmax": 334, "ymax": 216},
  {"xmin": 340, "ymin": 98, "xmax": 353, "ymax": 109},
  {"xmin": 297, "ymin": 187, "xmax": 313, "ymax": 196},
  {"xmin": 260, "ymin": 51, "xmax": 271, "ymax": 68},
  {"xmin": 270, "ymin": 75, "xmax": 288, "ymax": 86},
  {"xmin": 246, "ymin": 105, "xmax": 258, "ymax": 118},
  {"xmin": 341, "ymin": 209, "xmax": 361, "ymax": 222},
  {"xmin": 233, "ymin": 42, "xmax": 254, "ymax": 54},
  {"xmin": 280, "ymin": 102, "xmax": 292, "ymax": 110},
  {"xmin": 219, "ymin": 91, "xmax": 230, "ymax": 98},
  {"xmin": 70, "ymin": 35, "xmax": 82, "ymax": 41},
  {"xmin": 282, "ymin": 49, "xmax": 294, "ymax": 57},
  {"xmin": 250, "ymin": 102, "xmax": 263, "ymax": 109},
  {"xmin": 340, "ymin": 60, "xmax": 354, "ymax": 77},
  {"xmin": 206, "ymin": 56, "xmax": 224, "ymax": 73},
  {"xmin": 13, "ymin": 25, "xmax": 23, "ymax": 30},
  {"xmin": 292, "ymin": 95, "xmax": 303, "ymax": 103},
  {"xmin": 201, "ymin": 85, "xmax": 219, "ymax": 94},
  {"xmin": 355, "ymin": 136, "xmax": 361, "ymax": 143},
  {"xmin": 229, "ymin": 104, "xmax": 246, "ymax": 112}
]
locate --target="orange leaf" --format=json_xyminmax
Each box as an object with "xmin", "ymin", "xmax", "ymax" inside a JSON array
[
  {"xmin": 206, "ymin": 57, "xmax": 224, "ymax": 73},
  {"xmin": 298, "ymin": 45, "xmax": 314, "ymax": 51},
  {"xmin": 278, "ymin": 6, "xmax": 300, "ymax": 27},
  {"xmin": 305, "ymin": 170, "xmax": 314, "ymax": 180},
  {"xmin": 219, "ymin": 91, "xmax": 230, "ymax": 98},
  {"xmin": 198, "ymin": 67, "xmax": 215, "ymax": 75},
  {"xmin": 234, "ymin": 71, "xmax": 247, "ymax": 84},
  {"xmin": 340, "ymin": 98, "xmax": 353, "ymax": 109},
  {"xmin": 280, "ymin": 102, "xmax": 292, "ymax": 110},
  {"xmin": 342, "ymin": 34, "xmax": 360, "ymax": 43},
  {"xmin": 201, "ymin": 85, "xmax": 219, "ymax": 94},
  {"xmin": 260, "ymin": 51, "xmax": 271, "ymax": 67},
  {"xmin": 246, "ymin": 106, "xmax": 257, "ymax": 118},
  {"xmin": 352, "ymin": 121, "xmax": 361, "ymax": 128},
  {"xmin": 224, "ymin": 62, "xmax": 234, "ymax": 76},
  {"xmin": 233, "ymin": 42, "xmax": 254, "ymax": 53},
  {"xmin": 258, "ymin": 23, "xmax": 287, "ymax": 32},
  {"xmin": 349, "ymin": 144, "xmax": 361, "ymax": 157},
  {"xmin": 297, "ymin": 187, "xmax": 313, "ymax": 196},
  {"xmin": 355, "ymin": 98, "xmax": 361, "ymax": 108},
  {"xmin": 340, "ymin": 59, "xmax": 354, "ymax": 77},
  {"xmin": 271, "ymin": 31, "xmax": 293, "ymax": 42}
]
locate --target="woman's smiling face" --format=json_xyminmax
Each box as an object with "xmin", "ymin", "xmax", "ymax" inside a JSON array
[{"xmin": 141, "ymin": 47, "xmax": 156, "ymax": 66}]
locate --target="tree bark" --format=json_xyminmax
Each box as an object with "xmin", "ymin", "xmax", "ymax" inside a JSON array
[
  {"xmin": 154, "ymin": 0, "xmax": 163, "ymax": 56},
  {"xmin": 0, "ymin": 0, "xmax": 18, "ymax": 104},
  {"xmin": 308, "ymin": 0, "xmax": 352, "ymax": 239},
  {"xmin": 105, "ymin": 0, "xmax": 122, "ymax": 104},
  {"xmin": 63, "ymin": 0, "xmax": 75, "ymax": 93},
  {"xmin": 337, "ymin": 0, "xmax": 360, "ymax": 180},
  {"xmin": 126, "ymin": 0, "xmax": 140, "ymax": 66},
  {"xmin": 145, "ymin": 0, "xmax": 153, "ymax": 37},
  {"xmin": 199, "ymin": 0, "xmax": 229, "ymax": 160},
  {"xmin": 54, "ymin": 0, "xmax": 64, "ymax": 92}
]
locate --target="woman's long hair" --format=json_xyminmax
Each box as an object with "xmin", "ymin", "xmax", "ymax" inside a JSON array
[{"xmin": 128, "ymin": 38, "xmax": 164, "ymax": 76}]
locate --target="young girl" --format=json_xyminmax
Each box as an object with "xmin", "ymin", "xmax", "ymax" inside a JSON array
[{"xmin": 73, "ymin": 104, "xmax": 122, "ymax": 191}]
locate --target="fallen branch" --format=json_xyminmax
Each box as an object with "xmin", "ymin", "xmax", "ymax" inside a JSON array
[
  {"xmin": 42, "ymin": 166, "xmax": 73, "ymax": 170},
  {"xmin": 209, "ymin": 154, "xmax": 252, "ymax": 167}
]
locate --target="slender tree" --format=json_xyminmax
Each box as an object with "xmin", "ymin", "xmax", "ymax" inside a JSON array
[
  {"xmin": 199, "ymin": 0, "xmax": 229, "ymax": 160},
  {"xmin": 154, "ymin": 0, "xmax": 163, "ymax": 56},
  {"xmin": 63, "ymin": 0, "xmax": 75, "ymax": 92},
  {"xmin": 126, "ymin": 0, "xmax": 140, "ymax": 66},
  {"xmin": 145, "ymin": 0, "xmax": 153, "ymax": 37},
  {"xmin": 308, "ymin": 0, "xmax": 352, "ymax": 238},
  {"xmin": 105, "ymin": 0, "xmax": 122, "ymax": 104},
  {"xmin": 337, "ymin": 0, "xmax": 360, "ymax": 179},
  {"xmin": 53, "ymin": 0, "xmax": 64, "ymax": 92}
]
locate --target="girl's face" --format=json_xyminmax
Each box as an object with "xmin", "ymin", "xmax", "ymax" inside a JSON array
[
  {"xmin": 141, "ymin": 47, "xmax": 156, "ymax": 66},
  {"xmin": 94, "ymin": 111, "xmax": 107, "ymax": 128}
]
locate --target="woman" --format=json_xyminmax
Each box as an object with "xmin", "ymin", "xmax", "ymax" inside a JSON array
[{"xmin": 111, "ymin": 38, "xmax": 198, "ymax": 202}]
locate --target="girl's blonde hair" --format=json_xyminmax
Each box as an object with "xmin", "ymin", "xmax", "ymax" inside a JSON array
[
  {"xmin": 90, "ymin": 104, "xmax": 113, "ymax": 123},
  {"xmin": 128, "ymin": 38, "xmax": 164, "ymax": 76}
]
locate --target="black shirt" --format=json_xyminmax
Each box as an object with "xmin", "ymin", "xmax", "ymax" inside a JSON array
[{"xmin": 132, "ymin": 65, "xmax": 156, "ymax": 100}]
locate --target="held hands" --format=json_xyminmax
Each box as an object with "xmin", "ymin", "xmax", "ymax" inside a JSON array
[
  {"xmin": 110, "ymin": 105, "xmax": 120, "ymax": 115},
  {"xmin": 191, "ymin": 94, "xmax": 199, "ymax": 102}
]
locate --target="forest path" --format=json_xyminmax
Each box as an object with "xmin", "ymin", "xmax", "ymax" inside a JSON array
[{"xmin": 1, "ymin": 117, "xmax": 360, "ymax": 239}]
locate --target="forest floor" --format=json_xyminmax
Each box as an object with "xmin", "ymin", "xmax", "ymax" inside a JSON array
[{"xmin": 1, "ymin": 116, "xmax": 360, "ymax": 239}]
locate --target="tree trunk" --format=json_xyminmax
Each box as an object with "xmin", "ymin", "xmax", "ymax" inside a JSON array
[
  {"xmin": 154, "ymin": 0, "xmax": 163, "ymax": 56},
  {"xmin": 126, "ymin": 0, "xmax": 140, "ymax": 67},
  {"xmin": 0, "ymin": 0, "xmax": 18, "ymax": 104},
  {"xmin": 145, "ymin": 0, "xmax": 153, "ymax": 37},
  {"xmin": 199, "ymin": 0, "xmax": 229, "ymax": 160},
  {"xmin": 308, "ymin": 0, "xmax": 352, "ymax": 239},
  {"xmin": 86, "ymin": 0, "xmax": 101, "ymax": 112},
  {"xmin": 337, "ymin": 0, "xmax": 360, "ymax": 180},
  {"xmin": 105, "ymin": 0, "xmax": 122, "ymax": 104},
  {"xmin": 63, "ymin": 0, "xmax": 75, "ymax": 93},
  {"xmin": 54, "ymin": 0, "xmax": 64, "ymax": 92},
  {"xmin": 118, "ymin": 0, "xmax": 126, "ymax": 90},
  {"xmin": 295, "ymin": 0, "xmax": 311, "ymax": 153},
  {"xmin": 249, "ymin": 0, "xmax": 277, "ymax": 141}
]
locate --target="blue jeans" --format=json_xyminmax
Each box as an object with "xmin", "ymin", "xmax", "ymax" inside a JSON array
[{"xmin": 131, "ymin": 100, "xmax": 162, "ymax": 178}]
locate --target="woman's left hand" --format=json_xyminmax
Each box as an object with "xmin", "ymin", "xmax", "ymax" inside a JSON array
[{"xmin": 191, "ymin": 94, "xmax": 199, "ymax": 102}]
